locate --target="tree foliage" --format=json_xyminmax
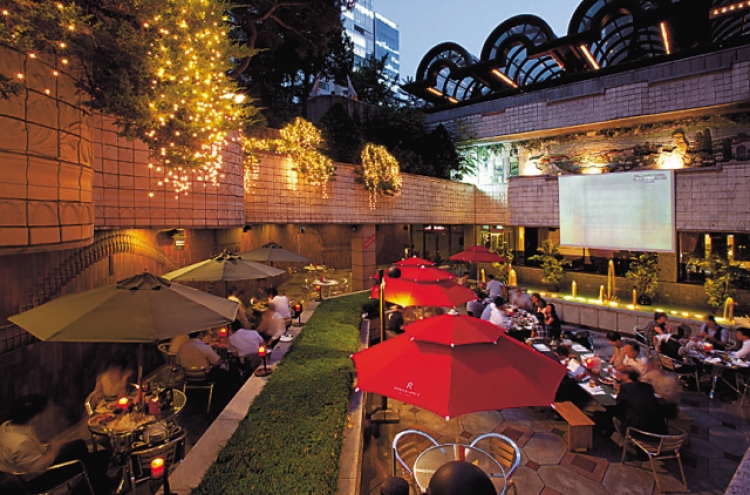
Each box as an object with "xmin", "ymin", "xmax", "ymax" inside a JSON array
[
  {"xmin": 319, "ymin": 103, "xmax": 362, "ymax": 164},
  {"xmin": 528, "ymin": 240, "xmax": 571, "ymax": 288},
  {"xmin": 349, "ymin": 54, "xmax": 394, "ymax": 107},
  {"xmin": 626, "ymin": 253, "xmax": 660, "ymax": 298},
  {"xmin": 229, "ymin": 0, "xmax": 353, "ymax": 127}
]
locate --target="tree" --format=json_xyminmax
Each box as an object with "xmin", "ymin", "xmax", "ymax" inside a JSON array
[
  {"xmin": 417, "ymin": 124, "xmax": 465, "ymax": 180},
  {"xmin": 319, "ymin": 103, "xmax": 363, "ymax": 164},
  {"xmin": 349, "ymin": 54, "xmax": 395, "ymax": 107},
  {"xmin": 229, "ymin": 0, "xmax": 353, "ymax": 127}
]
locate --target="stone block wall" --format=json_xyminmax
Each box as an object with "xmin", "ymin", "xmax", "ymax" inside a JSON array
[
  {"xmin": 507, "ymin": 177, "xmax": 559, "ymax": 227},
  {"xmin": 245, "ymin": 153, "xmax": 480, "ymax": 225},
  {"xmin": 92, "ymin": 115, "xmax": 245, "ymax": 229},
  {"xmin": 0, "ymin": 48, "xmax": 94, "ymax": 253}
]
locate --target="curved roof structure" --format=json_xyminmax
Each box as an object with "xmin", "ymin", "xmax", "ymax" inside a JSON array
[{"xmin": 404, "ymin": 0, "xmax": 750, "ymax": 107}]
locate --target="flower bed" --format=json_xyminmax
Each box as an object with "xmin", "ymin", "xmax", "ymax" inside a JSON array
[{"xmin": 190, "ymin": 293, "xmax": 369, "ymax": 495}]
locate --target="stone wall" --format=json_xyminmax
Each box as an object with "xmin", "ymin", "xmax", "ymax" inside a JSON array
[
  {"xmin": 0, "ymin": 47, "xmax": 94, "ymax": 253},
  {"xmin": 245, "ymin": 153, "xmax": 482, "ymax": 225},
  {"xmin": 427, "ymin": 46, "xmax": 750, "ymax": 141},
  {"xmin": 93, "ymin": 115, "xmax": 245, "ymax": 229}
]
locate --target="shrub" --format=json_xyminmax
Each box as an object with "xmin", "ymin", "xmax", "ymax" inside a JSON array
[{"xmin": 190, "ymin": 292, "xmax": 369, "ymax": 495}]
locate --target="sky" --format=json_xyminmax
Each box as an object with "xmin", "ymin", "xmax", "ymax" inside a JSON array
[{"xmin": 374, "ymin": 0, "xmax": 584, "ymax": 81}]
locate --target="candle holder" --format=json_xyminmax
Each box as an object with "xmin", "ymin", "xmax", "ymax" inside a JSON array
[
  {"xmin": 254, "ymin": 344, "xmax": 273, "ymax": 377},
  {"xmin": 151, "ymin": 457, "xmax": 171, "ymax": 494}
]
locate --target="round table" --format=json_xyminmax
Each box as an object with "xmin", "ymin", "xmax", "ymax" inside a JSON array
[
  {"xmin": 688, "ymin": 350, "xmax": 749, "ymax": 399},
  {"xmin": 414, "ymin": 444, "xmax": 506, "ymax": 494},
  {"xmin": 313, "ymin": 279, "xmax": 339, "ymax": 299}
]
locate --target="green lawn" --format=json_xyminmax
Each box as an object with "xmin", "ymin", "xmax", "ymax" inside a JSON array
[{"xmin": 190, "ymin": 292, "xmax": 369, "ymax": 495}]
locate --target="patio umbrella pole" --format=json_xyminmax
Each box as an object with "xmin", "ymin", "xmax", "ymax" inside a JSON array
[
  {"xmin": 372, "ymin": 269, "xmax": 399, "ymax": 424},
  {"xmin": 137, "ymin": 343, "xmax": 144, "ymax": 406}
]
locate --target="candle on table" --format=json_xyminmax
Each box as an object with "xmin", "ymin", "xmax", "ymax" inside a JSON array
[
  {"xmin": 118, "ymin": 397, "xmax": 129, "ymax": 412},
  {"xmin": 151, "ymin": 458, "xmax": 165, "ymax": 479}
]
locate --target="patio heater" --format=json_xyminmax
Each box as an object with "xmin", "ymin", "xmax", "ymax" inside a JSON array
[{"xmin": 372, "ymin": 266, "xmax": 401, "ymax": 423}]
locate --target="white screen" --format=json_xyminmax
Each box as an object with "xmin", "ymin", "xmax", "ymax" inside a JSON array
[{"xmin": 558, "ymin": 170, "xmax": 675, "ymax": 252}]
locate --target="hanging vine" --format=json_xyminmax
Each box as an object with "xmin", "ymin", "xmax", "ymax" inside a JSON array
[{"xmin": 358, "ymin": 143, "xmax": 402, "ymax": 207}]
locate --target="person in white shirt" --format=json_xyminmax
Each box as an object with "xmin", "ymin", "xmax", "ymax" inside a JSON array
[
  {"xmin": 618, "ymin": 342, "xmax": 648, "ymax": 375},
  {"xmin": 227, "ymin": 319, "xmax": 263, "ymax": 374},
  {"xmin": 488, "ymin": 297, "xmax": 509, "ymax": 328},
  {"xmin": 267, "ymin": 288, "xmax": 291, "ymax": 319},
  {"xmin": 480, "ymin": 299, "xmax": 495, "ymax": 321},
  {"xmin": 257, "ymin": 309, "xmax": 286, "ymax": 343},
  {"xmin": 486, "ymin": 275, "xmax": 503, "ymax": 299},
  {"xmin": 732, "ymin": 327, "xmax": 750, "ymax": 360}
]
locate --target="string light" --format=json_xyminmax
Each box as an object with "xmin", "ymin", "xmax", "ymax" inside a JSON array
[
  {"xmin": 263, "ymin": 118, "xmax": 336, "ymax": 188},
  {"xmin": 359, "ymin": 143, "xmax": 402, "ymax": 209}
]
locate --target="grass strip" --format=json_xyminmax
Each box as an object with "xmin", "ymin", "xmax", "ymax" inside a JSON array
[{"xmin": 190, "ymin": 292, "xmax": 369, "ymax": 495}]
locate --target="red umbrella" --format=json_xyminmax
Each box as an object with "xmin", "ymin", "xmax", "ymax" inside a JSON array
[
  {"xmin": 369, "ymin": 278, "xmax": 477, "ymax": 307},
  {"xmin": 395, "ymin": 256, "xmax": 436, "ymax": 267},
  {"xmin": 449, "ymin": 246, "xmax": 506, "ymax": 264},
  {"xmin": 352, "ymin": 332, "xmax": 566, "ymax": 419},
  {"xmin": 372, "ymin": 266, "xmax": 456, "ymax": 283},
  {"xmin": 403, "ymin": 313, "xmax": 505, "ymax": 346}
]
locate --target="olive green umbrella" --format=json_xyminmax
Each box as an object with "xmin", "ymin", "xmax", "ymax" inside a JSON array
[
  {"xmin": 162, "ymin": 252, "xmax": 285, "ymax": 282},
  {"xmin": 239, "ymin": 242, "xmax": 310, "ymax": 263},
  {"xmin": 8, "ymin": 272, "xmax": 238, "ymax": 343},
  {"xmin": 9, "ymin": 272, "xmax": 238, "ymax": 400}
]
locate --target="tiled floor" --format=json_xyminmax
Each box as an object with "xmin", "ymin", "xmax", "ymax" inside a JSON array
[{"xmin": 361, "ymin": 328, "xmax": 750, "ymax": 495}]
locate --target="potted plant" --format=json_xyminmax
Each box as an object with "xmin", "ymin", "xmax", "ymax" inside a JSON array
[
  {"xmin": 527, "ymin": 240, "xmax": 570, "ymax": 292},
  {"xmin": 625, "ymin": 253, "xmax": 659, "ymax": 305},
  {"xmin": 687, "ymin": 255, "xmax": 743, "ymax": 312}
]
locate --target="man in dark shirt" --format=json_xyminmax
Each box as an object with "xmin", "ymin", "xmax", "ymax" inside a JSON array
[
  {"xmin": 614, "ymin": 370, "xmax": 667, "ymax": 437},
  {"xmin": 386, "ymin": 306, "xmax": 405, "ymax": 334}
]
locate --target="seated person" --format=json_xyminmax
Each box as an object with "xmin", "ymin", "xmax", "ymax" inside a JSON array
[
  {"xmin": 169, "ymin": 334, "xmax": 190, "ymax": 354},
  {"xmin": 480, "ymin": 298, "xmax": 497, "ymax": 321},
  {"xmin": 267, "ymin": 288, "xmax": 291, "ymax": 319},
  {"xmin": 732, "ymin": 327, "xmax": 750, "ymax": 360},
  {"xmin": 488, "ymin": 297, "xmax": 509, "ymax": 328},
  {"xmin": 509, "ymin": 288, "xmax": 533, "ymax": 311},
  {"xmin": 227, "ymin": 319, "xmax": 263, "ymax": 375},
  {"xmin": 531, "ymin": 294, "xmax": 546, "ymax": 322},
  {"xmin": 618, "ymin": 342, "xmax": 648, "ymax": 375},
  {"xmin": 386, "ymin": 305, "xmax": 405, "ymax": 333},
  {"xmin": 176, "ymin": 331, "xmax": 224, "ymax": 373},
  {"xmin": 466, "ymin": 297, "xmax": 485, "ymax": 318},
  {"xmin": 257, "ymin": 309, "xmax": 286, "ymax": 344},
  {"xmin": 657, "ymin": 326, "xmax": 688, "ymax": 360},
  {"xmin": 555, "ymin": 347, "xmax": 586, "ymax": 381},
  {"xmin": 542, "ymin": 303, "xmax": 562, "ymax": 340},
  {"xmin": 607, "ymin": 331, "xmax": 627, "ymax": 368},
  {"xmin": 93, "ymin": 354, "xmax": 133, "ymax": 402},
  {"xmin": 644, "ymin": 311, "xmax": 671, "ymax": 347},
  {"xmin": 457, "ymin": 273, "xmax": 471, "ymax": 287},
  {"xmin": 227, "ymin": 286, "xmax": 251, "ymax": 329},
  {"xmin": 641, "ymin": 358, "xmax": 682, "ymax": 408},
  {"xmin": 613, "ymin": 369, "xmax": 668, "ymax": 439},
  {"xmin": 0, "ymin": 395, "xmax": 110, "ymax": 495},
  {"xmin": 700, "ymin": 315, "xmax": 729, "ymax": 348}
]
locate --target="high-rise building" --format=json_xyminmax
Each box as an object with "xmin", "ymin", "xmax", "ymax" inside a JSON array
[{"xmin": 315, "ymin": 0, "xmax": 400, "ymax": 97}]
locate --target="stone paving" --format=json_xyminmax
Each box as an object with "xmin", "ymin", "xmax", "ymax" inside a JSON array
[{"xmin": 360, "ymin": 329, "xmax": 750, "ymax": 495}]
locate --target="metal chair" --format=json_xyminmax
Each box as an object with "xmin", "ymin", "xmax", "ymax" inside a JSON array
[
  {"xmin": 470, "ymin": 433, "xmax": 521, "ymax": 494},
  {"xmin": 658, "ymin": 352, "xmax": 700, "ymax": 390},
  {"xmin": 15, "ymin": 459, "xmax": 95, "ymax": 495},
  {"xmin": 129, "ymin": 429, "xmax": 187, "ymax": 489},
  {"xmin": 182, "ymin": 367, "xmax": 215, "ymax": 413},
  {"xmin": 391, "ymin": 429, "xmax": 439, "ymax": 478},
  {"xmin": 634, "ymin": 326, "xmax": 655, "ymax": 355},
  {"xmin": 157, "ymin": 343, "xmax": 178, "ymax": 369},
  {"xmin": 621, "ymin": 426, "xmax": 688, "ymax": 492}
]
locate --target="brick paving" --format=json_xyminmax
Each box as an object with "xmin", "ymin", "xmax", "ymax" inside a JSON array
[{"xmin": 360, "ymin": 328, "xmax": 750, "ymax": 495}]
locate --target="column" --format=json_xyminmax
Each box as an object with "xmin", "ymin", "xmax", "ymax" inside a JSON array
[{"xmin": 351, "ymin": 224, "xmax": 376, "ymax": 292}]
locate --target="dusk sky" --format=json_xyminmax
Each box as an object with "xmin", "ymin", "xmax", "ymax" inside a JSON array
[{"xmin": 374, "ymin": 0, "xmax": 583, "ymax": 82}]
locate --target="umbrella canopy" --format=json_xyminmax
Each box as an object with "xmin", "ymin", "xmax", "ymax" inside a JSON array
[
  {"xmin": 372, "ymin": 266, "xmax": 456, "ymax": 283},
  {"xmin": 370, "ymin": 278, "xmax": 477, "ymax": 307},
  {"xmin": 239, "ymin": 242, "xmax": 310, "ymax": 263},
  {"xmin": 449, "ymin": 246, "xmax": 506, "ymax": 264},
  {"xmin": 403, "ymin": 313, "xmax": 505, "ymax": 346},
  {"xmin": 395, "ymin": 256, "xmax": 436, "ymax": 267},
  {"xmin": 352, "ymin": 333, "xmax": 566, "ymax": 418},
  {"xmin": 8, "ymin": 272, "xmax": 238, "ymax": 343},
  {"xmin": 162, "ymin": 253, "xmax": 285, "ymax": 282}
]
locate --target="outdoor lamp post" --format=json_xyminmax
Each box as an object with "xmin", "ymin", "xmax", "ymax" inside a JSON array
[
  {"xmin": 254, "ymin": 344, "xmax": 273, "ymax": 377},
  {"xmin": 372, "ymin": 266, "xmax": 400, "ymax": 423}
]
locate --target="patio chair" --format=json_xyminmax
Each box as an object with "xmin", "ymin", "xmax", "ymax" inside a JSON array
[
  {"xmin": 621, "ymin": 426, "xmax": 688, "ymax": 492},
  {"xmin": 391, "ymin": 429, "xmax": 439, "ymax": 478},
  {"xmin": 15, "ymin": 459, "xmax": 95, "ymax": 495},
  {"xmin": 182, "ymin": 367, "xmax": 215, "ymax": 413},
  {"xmin": 129, "ymin": 429, "xmax": 187, "ymax": 488},
  {"xmin": 634, "ymin": 326, "xmax": 655, "ymax": 355},
  {"xmin": 658, "ymin": 352, "xmax": 700, "ymax": 390},
  {"xmin": 470, "ymin": 433, "xmax": 521, "ymax": 494},
  {"xmin": 157, "ymin": 343, "xmax": 178, "ymax": 370}
]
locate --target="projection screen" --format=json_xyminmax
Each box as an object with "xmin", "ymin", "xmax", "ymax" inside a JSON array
[{"xmin": 558, "ymin": 170, "xmax": 675, "ymax": 252}]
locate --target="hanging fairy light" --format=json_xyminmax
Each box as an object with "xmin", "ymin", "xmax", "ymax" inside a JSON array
[{"xmin": 359, "ymin": 143, "xmax": 402, "ymax": 209}]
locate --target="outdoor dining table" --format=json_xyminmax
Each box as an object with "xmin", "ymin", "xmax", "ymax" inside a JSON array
[
  {"xmin": 86, "ymin": 389, "xmax": 187, "ymax": 493},
  {"xmin": 313, "ymin": 279, "xmax": 339, "ymax": 299},
  {"xmin": 687, "ymin": 349, "xmax": 750, "ymax": 399},
  {"xmin": 413, "ymin": 443, "xmax": 507, "ymax": 494}
]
